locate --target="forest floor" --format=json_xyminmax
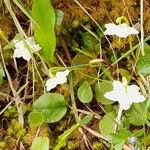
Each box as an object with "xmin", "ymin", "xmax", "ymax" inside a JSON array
[{"xmin": 0, "ymin": 0, "xmax": 150, "ymax": 150}]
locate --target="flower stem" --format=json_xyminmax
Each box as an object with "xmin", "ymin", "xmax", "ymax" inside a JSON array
[
  {"xmin": 129, "ymin": 35, "xmax": 136, "ymax": 60},
  {"xmin": 114, "ymin": 106, "xmax": 123, "ymax": 133},
  {"xmin": 116, "ymin": 16, "xmax": 136, "ymax": 60}
]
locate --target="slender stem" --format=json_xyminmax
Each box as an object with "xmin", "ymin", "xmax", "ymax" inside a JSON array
[
  {"xmin": 69, "ymin": 73, "xmax": 79, "ymax": 122},
  {"xmin": 117, "ymin": 16, "xmax": 136, "ymax": 60},
  {"xmin": 129, "ymin": 35, "xmax": 136, "ymax": 60},
  {"xmin": 114, "ymin": 106, "xmax": 123, "ymax": 133},
  {"xmin": 0, "ymin": 44, "xmax": 24, "ymax": 127},
  {"xmin": 140, "ymin": 0, "xmax": 144, "ymax": 56}
]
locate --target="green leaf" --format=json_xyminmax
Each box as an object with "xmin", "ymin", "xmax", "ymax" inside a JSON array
[
  {"xmin": 54, "ymin": 114, "xmax": 92, "ymax": 150},
  {"xmin": 33, "ymin": 93, "xmax": 67, "ymax": 123},
  {"xmin": 144, "ymin": 97, "xmax": 150, "ymax": 126},
  {"xmin": 72, "ymin": 54, "xmax": 97, "ymax": 83},
  {"xmin": 110, "ymin": 128, "xmax": 130, "ymax": 145},
  {"xmin": 144, "ymin": 134, "xmax": 150, "ymax": 146},
  {"xmin": 32, "ymin": 0, "xmax": 56, "ymax": 62},
  {"xmin": 137, "ymin": 43, "xmax": 150, "ymax": 57},
  {"xmin": 117, "ymin": 68, "xmax": 131, "ymax": 83},
  {"xmin": 128, "ymin": 103, "xmax": 145, "ymax": 126},
  {"xmin": 82, "ymin": 32, "xmax": 98, "ymax": 51},
  {"xmin": 54, "ymin": 124, "xmax": 79, "ymax": 150},
  {"xmin": 77, "ymin": 81, "xmax": 93, "ymax": 103},
  {"xmin": 31, "ymin": 137, "xmax": 49, "ymax": 150},
  {"xmin": 79, "ymin": 114, "xmax": 93, "ymax": 126},
  {"xmin": 95, "ymin": 81, "xmax": 113, "ymax": 105},
  {"xmin": 28, "ymin": 112, "xmax": 44, "ymax": 126},
  {"xmin": 113, "ymin": 141, "xmax": 125, "ymax": 150},
  {"xmin": 137, "ymin": 56, "xmax": 150, "ymax": 76},
  {"xmin": 99, "ymin": 112, "xmax": 115, "ymax": 136},
  {"xmin": 143, "ymin": 43, "xmax": 150, "ymax": 56}
]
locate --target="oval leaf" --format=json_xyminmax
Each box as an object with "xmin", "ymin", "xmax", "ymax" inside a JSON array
[
  {"xmin": 28, "ymin": 112, "xmax": 44, "ymax": 126},
  {"xmin": 33, "ymin": 93, "xmax": 67, "ymax": 123},
  {"xmin": 137, "ymin": 56, "xmax": 150, "ymax": 76},
  {"xmin": 128, "ymin": 103, "xmax": 145, "ymax": 126},
  {"xmin": 95, "ymin": 81, "xmax": 113, "ymax": 105},
  {"xmin": 31, "ymin": 137, "xmax": 49, "ymax": 150},
  {"xmin": 77, "ymin": 81, "xmax": 93, "ymax": 103},
  {"xmin": 99, "ymin": 112, "xmax": 115, "ymax": 136},
  {"xmin": 32, "ymin": 0, "xmax": 56, "ymax": 62}
]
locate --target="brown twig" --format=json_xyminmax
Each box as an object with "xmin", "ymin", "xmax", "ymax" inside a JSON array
[{"xmin": 58, "ymin": 34, "xmax": 72, "ymax": 64}]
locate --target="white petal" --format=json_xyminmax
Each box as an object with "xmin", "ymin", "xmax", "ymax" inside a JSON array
[
  {"xmin": 13, "ymin": 37, "xmax": 41, "ymax": 61},
  {"xmin": 128, "ymin": 85, "xmax": 140, "ymax": 92},
  {"xmin": 22, "ymin": 51, "xmax": 32, "ymax": 61},
  {"xmin": 113, "ymin": 80, "xmax": 125, "ymax": 91},
  {"xmin": 119, "ymin": 98, "xmax": 131, "ymax": 110},
  {"xmin": 104, "ymin": 23, "xmax": 118, "ymax": 35},
  {"xmin": 45, "ymin": 78, "xmax": 58, "ymax": 91},
  {"xmin": 64, "ymin": 69, "xmax": 70, "ymax": 75},
  {"xmin": 119, "ymin": 23, "xmax": 139, "ymax": 34},
  {"xmin": 104, "ymin": 79, "xmax": 146, "ymax": 110},
  {"xmin": 56, "ymin": 69, "xmax": 70, "ymax": 78},
  {"xmin": 116, "ymin": 23, "xmax": 139, "ymax": 38},
  {"xmin": 57, "ymin": 76, "xmax": 67, "ymax": 84},
  {"xmin": 45, "ymin": 69, "xmax": 70, "ymax": 91},
  {"xmin": 13, "ymin": 47, "xmax": 32, "ymax": 61},
  {"xmin": 104, "ymin": 80, "xmax": 126, "ymax": 102},
  {"xmin": 115, "ymin": 30, "xmax": 129, "ymax": 38},
  {"xmin": 130, "ymin": 94, "xmax": 146, "ymax": 103},
  {"xmin": 104, "ymin": 23, "xmax": 139, "ymax": 38},
  {"xmin": 104, "ymin": 91, "xmax": 118, "ymax": 102},
  {"xmin": 13, "ymin": 48, "xmax": 23, "ymax": 58},
  {"xmin": 128, "ymin": 91, "xmax": 146, "ymax": 103},
  {"xmin": 25, "ymin": 37, "xmax": 41, "ymax": 52},
  {"xmin": 127, "ymin": 85, "xmax": 146, "ymax": 103},
  {"xmin": 14, "ymin": 40, "xmax": 24, "ymax": 48}
]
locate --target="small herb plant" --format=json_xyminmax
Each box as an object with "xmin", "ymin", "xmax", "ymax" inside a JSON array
[{"xmin": 0, "ymin": 0, "xmax": 150, "ymax": 150}]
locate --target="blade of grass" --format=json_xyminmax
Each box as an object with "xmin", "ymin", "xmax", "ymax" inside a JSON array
[
  {"xmin": 13, "ymin": 0, "xmax": 39, "ymax": 27},
  {"xmin": 4, "ymin": 0, "xmax": 27, "ymax": 38},
  {"xmin": 112, "ymin": 35, "xmax": 150, "ymax": 65}
]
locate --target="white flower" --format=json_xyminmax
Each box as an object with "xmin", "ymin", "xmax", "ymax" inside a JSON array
[
  {"xmin": 104, "ymin": 23, "xmax": 139, "ymax": 38},
  {"xmin": 13, "ymin": 37, "xmax": 41, "ymax": 61},
  {"xmin": 46, "ymin": 69, "xmax": 70, "ymax": 91},
  {"xmin": 104, "ymin": 80, "xmax": 146, "ymax": 110}
]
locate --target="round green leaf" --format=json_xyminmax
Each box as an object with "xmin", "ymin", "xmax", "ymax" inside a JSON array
[
  {"xmin": 31, "ymin": 137, "xmax": 49, "ymax": 150},
  {"xmin": 137, "ymin": 56, "xmax": 150, "ymax": 76},
  {"xmin": 77, "ymin": 81, "xmax": 93, "ymax": 103},
  {"xmin": 33, "ymin": 93, "xmax": 67, "ymax": 123},
  {"xmin": 95, "ymin": 81, "xmax": 113, "ymax": 105},
  {"xmin": 28, "ymin": 112, "xmax": 44, "ymax": 126},
  {"xmin": 128, "ymin": 103, "xmax": 145, "ymax": 126},
  {"xmin": 82, "ymin": 32, "xmax": 98, "ymax": 51},
  {"xmin": 99, "ymin": 112, "xmax": 116, "ymax": 136}
]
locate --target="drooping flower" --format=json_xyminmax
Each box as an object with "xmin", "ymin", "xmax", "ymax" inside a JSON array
[
  {"xmin": 13, "ymin": 37, "xmax": 41, "ymax": 61},
  {"xmin": 46, "ymin": 69, "xmax": 70, "ymax": 91},
  {"xmin": 104, "ymin": 23, "xmax": 139, "ymax": 38},
  {"xmin": 104, "ymin": 80, "xmax": 146, "ymax": 110}
]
